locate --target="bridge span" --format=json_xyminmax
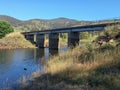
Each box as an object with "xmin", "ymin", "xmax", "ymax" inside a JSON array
[{"xmin": 22, "ymin": 22, "xmax": 118, "ymax": 49}]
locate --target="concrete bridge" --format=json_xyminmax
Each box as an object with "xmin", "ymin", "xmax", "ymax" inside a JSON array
[{"xmin": 22, "ymin": 22, "xmax": 118, "ymax": 49}]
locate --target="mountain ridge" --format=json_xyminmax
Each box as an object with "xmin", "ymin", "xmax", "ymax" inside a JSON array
[{"xmin": 0, "ymin": 15, "xmax": 112, "ymax": 31}]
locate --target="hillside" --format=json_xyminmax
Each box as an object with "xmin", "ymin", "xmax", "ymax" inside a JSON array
[
  {"xmin": 46, "ymin": 17, "xmax": 93, "ymax": 29},
  {"xmin": 0, "ymin": 15, "xmax": 94, "ymax": 31},
  {"xmin": 0, "ymin": 15, "xmax": 119, "ymax": 32},
  {"xmin": 0, "ymin": 15, "xmax": 22, "ymax": 26}
]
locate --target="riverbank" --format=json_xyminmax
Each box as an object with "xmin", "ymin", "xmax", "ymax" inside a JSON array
[
  {"xmin": 19, "ymin": 44, "xmax": 120, "ymax": 90},
  {"xmin": 0, "ymin": 32, "xmax": 35, "ymax": 49}
]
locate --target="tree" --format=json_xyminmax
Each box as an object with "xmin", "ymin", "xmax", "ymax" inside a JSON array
[{"xmin": 0, "ymin": 21, "xmax": 14, "ymax": 38}]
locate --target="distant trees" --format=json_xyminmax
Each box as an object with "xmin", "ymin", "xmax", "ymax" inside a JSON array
[
  {"xmin": 0, "ymin": 21, "xmax": 14, "ymax": 38},
  {"xmin": 80, "ymin": 32, "xmax": 90, "ymax": 39}
]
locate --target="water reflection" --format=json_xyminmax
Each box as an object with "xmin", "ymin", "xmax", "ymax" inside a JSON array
[
  {"xmin": 49, "ymin": 49, "xmax": 59, "ymax": 56},
  {"xmin": 37, "ymin": 49, "xmax": 45, "ymax": 58},
  {"xmin": 0, "ymin": 50, "xmax": 15, "ymax": 74},
  {"xmin": 0, "ymin": 46, "xmax": 68, "ymax": 88},
  {"xmin": 0, "ymin": 49, "xmax": 44, "ymax": 88}
]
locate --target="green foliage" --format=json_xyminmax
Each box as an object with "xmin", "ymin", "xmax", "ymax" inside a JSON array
[
  {"xmin": 100, "ymin": 44, "xmax": 115, "ymax": 51},
  {"xmin": 0, "ymin": 20, "xmax": 14, "ymax": 38},
  {"xmin": 96, "ymin": 35, "xmax": 107, "ymax": 41},
  {"xmin": 60, "ymin": 33, "xmax": 68, "ymax": 39},
  {"xmin": 86, "ymin": 43, "xmax": 94, "ymax": 52},
  {"xmin": 80, "ymin": 32, "xmax": 90, "ymax": 39},
  {"xmin": 59, "ymin": 33, "xmax": 68, "ymax": 44},
  {"xmin": 95, "ymin": 24, "xmax": 120, "ymax": 46},
  {"xmin": 104, "ymin": 24, "xmax": 120, "ymax": 38}
]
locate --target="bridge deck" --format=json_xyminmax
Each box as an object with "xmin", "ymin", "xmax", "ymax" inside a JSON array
[{"xmin": 22, "ymin": 22, "xmax": 119, "ymax": 35}]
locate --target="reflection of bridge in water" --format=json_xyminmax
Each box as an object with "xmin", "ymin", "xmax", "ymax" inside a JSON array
[
  {"xmin": 33, "ymin": 48, "xmax": 62, "ymax": 63},
  {"xmin": 22, "ymin": 22, "xmax": 118, "ymax": 49}
]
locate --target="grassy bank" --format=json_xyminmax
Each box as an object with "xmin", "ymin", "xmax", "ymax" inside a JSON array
[
  {"xmin": 0, "ymin": 32, "xmax": 35, "ymax": 49},
  {"xmin": 20, "ymin": 44, "xmax": 120, "ymax": 90}
]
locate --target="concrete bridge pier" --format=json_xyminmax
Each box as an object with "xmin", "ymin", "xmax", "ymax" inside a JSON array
[
  {"xmin": 33, "ymin": 34, "xmax": 36, "ymax": 43},
  {"xmin": 36, "ymin": 34, "xmax": 45, "ymax": 48},
  {"xmin": 68, "ymin": 32, "xmax": 80, "ymax": 47},
  {"xmin": 49, "ymin": 33, "xmax": 59, "ymax": 49}
]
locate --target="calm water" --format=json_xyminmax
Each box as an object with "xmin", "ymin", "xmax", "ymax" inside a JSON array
[{"xmin": 0, "ymin": 47, "xmax": 68, "ymax": 88}]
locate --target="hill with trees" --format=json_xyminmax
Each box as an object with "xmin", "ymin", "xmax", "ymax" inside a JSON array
[
  {"xmin": 0, "ymin": 15, "xmax": 94, "ymax": 31},
  {"xmin": 0, "ymin": 15, "xmax": 22, "ymax": 26}
]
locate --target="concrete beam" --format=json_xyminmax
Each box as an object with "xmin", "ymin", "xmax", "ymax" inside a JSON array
[
  {"xmin": 68, "ymin": 32, "xmax": 80, "ymax": 47},
  {"xmin": 49, "ymin": 33, "xmax": 59, "ymax": 49}
]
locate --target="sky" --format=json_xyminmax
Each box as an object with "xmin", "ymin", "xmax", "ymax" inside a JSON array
[{"xmin": 0, "ymin": 0, "xmax": 120, "ymax": 21}]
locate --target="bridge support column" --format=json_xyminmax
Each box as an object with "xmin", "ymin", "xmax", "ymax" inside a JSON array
[
  {"xmin": 49, "ymin": 33, "xmax": 59, "ymax": 49},
  {"xmin": 34, "ymin": 34, "xmax": 36, "ymax": 43},
  {"xmin": 36, "ymin": 34, "xmax": 45, "ymax": 48},
  {"xmin": 68, "ymin": 32, "xmax": 80, "ymax": 47}
]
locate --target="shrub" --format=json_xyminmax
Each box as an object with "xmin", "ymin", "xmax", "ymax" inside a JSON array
[
  {"xmin": 0, "ymin": 20, "xmax": 14, "ymax": 38},
  {"xmin": 80, "ymin": 32, "xmax": 90, "ymax": 39},
  {"xmin": 100, "ymin": 44, "xmax": 115, "ymax": 51}
]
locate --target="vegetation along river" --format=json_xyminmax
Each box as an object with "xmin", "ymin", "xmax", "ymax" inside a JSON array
[{"xmin": 0, "ymin": 46, "xmax": 68, "ymax": 88}]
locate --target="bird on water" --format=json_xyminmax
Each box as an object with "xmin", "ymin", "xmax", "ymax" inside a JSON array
[{"xmin": 24, "ymin": 68, "xmax": 27, "ymax": 70}]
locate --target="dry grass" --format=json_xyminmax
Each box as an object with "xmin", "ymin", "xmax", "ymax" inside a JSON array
[
  {"xmin": 44, "ymin": 45, "xmax": 120, "ymax": 90},
  {"xmin": 5, "ymin": 32, "xmax": 24, "ymax": 39},
  {"xmin": 0, "ymin": 32, "xmax": 35, "ymax": 49},
  {"xmin": 21, "ymin": 76, "xmax": 28, "ymax": 86},
  {"xmin": 19, "ymin": 44, "xmax": 120, "ymax": 90},
  {"xmin": 46, "ymin": 46, "xmax": 84, "ymax": 74}
]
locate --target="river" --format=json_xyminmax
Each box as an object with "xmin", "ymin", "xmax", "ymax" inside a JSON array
[{"xmin": 0, "ymin": 46, "xmax": 68, "ymax": 88}]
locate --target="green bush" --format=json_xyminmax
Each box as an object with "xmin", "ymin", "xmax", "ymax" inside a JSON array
[
  {"xmin": 101, "ymin": 44, "xmax": 115, "ymax": 51},
  {"xmin": 0, "ymin": 20, "xmax": 14, "ymax": 38},
  {"xmin": 104, "ymin": 25, "xmax": 120, "ymax": 37},
  {"xmin": 80, "ymin": 32, "xmax": 90, "ymax": 39}
]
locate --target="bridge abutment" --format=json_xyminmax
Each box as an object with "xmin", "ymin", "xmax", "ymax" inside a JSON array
[
  {"xmin": 68, "ymin": 32, "xmax": 80, "ymax": 47},
  {"xmin": 26, "ymin": 34, "xmax": 35, "ymax": 44},
  {"xmin": 49, "ymin": 33, "xmax": 59, "ymax": 49},
  {"xmin": 25, "ymin": 34, "xmax": 36, "ymax": 44},
  {"xmin": 24, "ymin": 35, "xmax": 29, "ymax": 40}
]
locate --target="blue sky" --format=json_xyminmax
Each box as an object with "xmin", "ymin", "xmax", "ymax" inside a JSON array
[{"xmin": 0, "ymin": 0, "xmax": 120, "ymax": 21}]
